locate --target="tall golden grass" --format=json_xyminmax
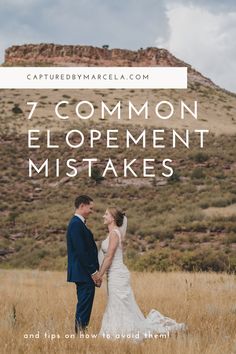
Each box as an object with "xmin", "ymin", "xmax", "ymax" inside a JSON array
[{"xmin": 0, "ymin": 269, "xmax": 235, "ymax": 354}]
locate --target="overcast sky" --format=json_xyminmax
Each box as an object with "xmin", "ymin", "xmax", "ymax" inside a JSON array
[{"xmin": 0, "ymin": 0, "xmax": 235, "ymax": 92}]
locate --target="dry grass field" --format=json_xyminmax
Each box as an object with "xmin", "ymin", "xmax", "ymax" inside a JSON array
[{"xmin": 0, "ymin": 269, "xmax": 236, "ymax": 354}]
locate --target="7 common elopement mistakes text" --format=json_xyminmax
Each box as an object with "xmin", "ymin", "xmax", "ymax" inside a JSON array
[{"xmin": 27, "ymin": 100, "xmax": 209, "ymax": 178}]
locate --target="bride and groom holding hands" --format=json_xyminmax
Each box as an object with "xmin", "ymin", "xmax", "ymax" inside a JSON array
[{"xmin": 66, "ymin": 194, "xmax": 187, "ymax": 340}]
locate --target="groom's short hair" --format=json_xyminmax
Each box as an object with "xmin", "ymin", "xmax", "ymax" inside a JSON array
[{"xmin": 75, "ymin": 195, "xmax": 93, "ymax": 208}]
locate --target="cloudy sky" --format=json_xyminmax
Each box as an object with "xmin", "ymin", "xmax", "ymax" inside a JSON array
[{"xmin": 0, "ymin": 0, "xmax": 236, "ymax": 92}]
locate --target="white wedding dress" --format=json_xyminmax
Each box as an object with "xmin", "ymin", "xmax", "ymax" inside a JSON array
[{"xmin": 98, "ymin": 226, "xmax": 187, "ymax": 341}]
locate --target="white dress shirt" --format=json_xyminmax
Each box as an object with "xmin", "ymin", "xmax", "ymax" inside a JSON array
[
  {"xmin": 74, "ymin": 213, "xmax": 85, "ymax": 223},
  {"xmin": 74, "ymin": 213, "xmax": 98, "ymax": 276}
]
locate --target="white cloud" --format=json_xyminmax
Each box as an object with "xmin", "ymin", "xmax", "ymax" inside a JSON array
[{"xmin": 156, "ymin": 3, "xmax": 236, "ymax": 92}]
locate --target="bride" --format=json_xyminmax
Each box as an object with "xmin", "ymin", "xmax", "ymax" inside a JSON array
[{"xmin": 97, "ymin": 207, "xmax": 187, "ymax": 340}]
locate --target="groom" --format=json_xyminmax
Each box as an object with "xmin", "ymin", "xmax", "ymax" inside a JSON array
[{"xmin": 66, "ymin": 195, "xmax": 102, "ymax": 333}]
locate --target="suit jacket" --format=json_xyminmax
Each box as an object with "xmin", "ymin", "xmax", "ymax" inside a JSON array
[{"xmin": 66, "ymin": 215, "xmax": 99, "ymax": 283}]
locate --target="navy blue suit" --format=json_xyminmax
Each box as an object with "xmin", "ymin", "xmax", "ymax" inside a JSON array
[{"xmin": 66, "ymin": 215, "xmax": 99, "ymax": 331}]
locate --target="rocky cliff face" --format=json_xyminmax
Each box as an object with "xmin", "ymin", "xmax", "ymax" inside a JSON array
[
  {"xmin": 4, "ymin": 43, "xmax": 216, "ymax": 87},
  {"xmin": 5, "ymin": 43, "xmax": 188, "ymax": 66}
]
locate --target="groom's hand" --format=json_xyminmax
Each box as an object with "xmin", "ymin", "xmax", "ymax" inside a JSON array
[
  {"xmin": 92, "ymin": 271, "xmax": 102, "ymax": 287},
  {"xmin": 95, "ymin": 278, "xmax": 102, "ymax": 287},
  {"xmin": 91, "ymin": 271, "xmax": 100, "ymax": 282},
  {"xmin": 92, "ymin": 271, "xmax": 101, "ymax": 282},
  {"xmin": 96, "ymin": 273, "xmax": 103, "ymax": 287}
]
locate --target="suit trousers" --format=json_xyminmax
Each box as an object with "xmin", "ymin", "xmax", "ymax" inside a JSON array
[{"xmin": 75, "ymin": 282, "xmax": 95, "ymax": 332}]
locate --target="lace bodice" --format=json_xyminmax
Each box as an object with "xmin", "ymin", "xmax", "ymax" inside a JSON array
[{"xmin": 99, "ymin": 228, "xmax": 125, "ymax": 272}]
